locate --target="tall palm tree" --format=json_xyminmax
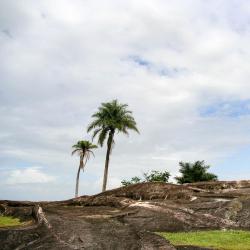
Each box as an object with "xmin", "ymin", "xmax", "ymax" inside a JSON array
[
  {"xmin": 87, "ymin": 99, "xmax": 139, "ymax": 192},
  {"xmin": 71, "ymin": 140, "xmax": 97, "ymax": 198}
]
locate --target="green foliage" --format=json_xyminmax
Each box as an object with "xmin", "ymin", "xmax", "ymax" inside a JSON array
[
  {"xmin": 0, "ymin": 216, "xmax": 22, "ymax": 227},
  {"xmin": 121, "ymin": 170, "xmax": 170, "ymax": 186},
  {"xmin": 175, "ymin": 160, "xmax": 218, "ymax": 184},
  {"xmin": 72, "ymin": 140, "xmax": 98, "ymax": 153},
  {"xmin": 121, "ymin": 176, "xmax": 141, "ymax": 186},
  {"xmin": 143, "ymin": 170, "xmax": 170, "ymax": 182},
  {"xmin": 87, "ymin": 99, "xmax": 139, "ymax": 147},
  {"xmin": 72, "ymin": 140, "xmax": 97, "ymax": 160},
  {"xmin": 158, "ymin": 230, "xmax": 250, "ymax": 250}
]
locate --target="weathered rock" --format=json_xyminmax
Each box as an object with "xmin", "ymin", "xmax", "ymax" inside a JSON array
[{"xmin": 1, "ymin": 180, "xmax": 250, "ymax": 249}]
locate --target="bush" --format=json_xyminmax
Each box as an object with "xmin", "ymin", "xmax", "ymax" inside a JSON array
[
  {"xmin": 121, "ymin": 177, "xmax": 141, "ymax": 186},
  {"xmin": 143, "ymin": 170, "xmax": 170, "ymax": 182},
  {"xmin": 175, "ymin": 160, "xmax": 218, "ymax": 184},
  {"xmin": 121, "ymin": 170, "xmax": 170, "ymax": 186}
]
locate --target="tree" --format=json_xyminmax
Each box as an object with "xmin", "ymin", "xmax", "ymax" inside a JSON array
[
  {"xmin": 121, "ymin": 176, "xmax": 141, "ymax": 187},
  {"xmin": 72, "ymin": 140, "xmax": 97, "ymax": 197},
  {"xmin": 143, "ymin": 170, "xmax": 170, "ymax": 182},
  {"xmin": 121, "ymin": 170, "xmax": 170, "ymax": 186},
  {"xmin": 175, "ymin": 160, "xmax": 218, "ymax": 184},
  {"xmin": 87, "ymin": 99, "xmax": 139, "ymax": 192}
]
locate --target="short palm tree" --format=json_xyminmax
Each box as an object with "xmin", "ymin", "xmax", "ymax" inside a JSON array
[
  {"xmin": 87, "ymin": 100, "xmax": 139, "ymax": 192},
  {"xmin": 71, "ymin": 140, "xmax": 97, "ymax": 198}
]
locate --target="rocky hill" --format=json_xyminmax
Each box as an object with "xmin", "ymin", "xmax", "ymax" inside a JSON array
[{"xmin": 1, "ymin": 180, "xmax": 250, "ymax": 249}]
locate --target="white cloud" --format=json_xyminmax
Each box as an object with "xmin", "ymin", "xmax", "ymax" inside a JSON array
[
  {"xmin": 6, "ymin": 167, "xmax": 56, "ymax": 185},
  {"xmin": 1, "ymin": 0, "xmax": 250, "ymax": 200}
]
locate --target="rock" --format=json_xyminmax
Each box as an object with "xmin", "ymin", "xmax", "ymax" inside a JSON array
[{"xmin": 1, "ymin": 180, "xmax": 250, "ymax": 249}]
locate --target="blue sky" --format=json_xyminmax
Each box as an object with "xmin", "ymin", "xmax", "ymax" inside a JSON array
[
  {"xmin": 200, "ymin": 99, "xmax": 250, "ymax": 117},
  {"xmin": 212, "ymin": 145, "xmax": 250, "ymax": 180},
  {"xmin": 1, "ymin": 0, "xmax": 250, "ymax": 201}
]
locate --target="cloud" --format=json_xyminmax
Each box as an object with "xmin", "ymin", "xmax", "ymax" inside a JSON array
[
  {"xmin": 2, "ymin": 29, "xmax": 13, "ymax": 39},
  {"xmin": 6, "ymin": 167, "xmax": 56, "ymax": 185},
  {"xmin": 1, "ymin": 0, "xmax": 250, "ymax": 200}
]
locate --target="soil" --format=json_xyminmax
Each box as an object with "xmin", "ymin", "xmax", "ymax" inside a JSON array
[{"xmin": 1, "ymin": 180, "xmax": 250, "ymax": 249}]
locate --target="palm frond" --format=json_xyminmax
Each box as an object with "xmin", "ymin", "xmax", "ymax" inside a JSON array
[
  {"xmin": 98, "ymin": 128, "xmax": 109, "ymax": 147},
  {"xmin": 91, "ymin": 128, "xmax": 102, "ymax": 141},
  {"xmin": 71, "ymin": 140, "xmax": 97, "ymax": 158},
  {"xmin": 88, "ymin": 150, "xmax": 96, "ymax": 157},
  {"xmin": 87, "ymin": 99, "xmax": 139, "ymax": 146},
  {"xmin": 71, "ymin": 148, "xmax": 80, "ymax": 155},
  {"xmin": 87, "ymin": 119, "xmax": 102, "ymax": 132}
]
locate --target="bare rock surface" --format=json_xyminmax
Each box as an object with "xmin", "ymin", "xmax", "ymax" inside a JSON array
[{"xmin": 1, "ymin": 180, "xmax": 250, "ymax": 249}]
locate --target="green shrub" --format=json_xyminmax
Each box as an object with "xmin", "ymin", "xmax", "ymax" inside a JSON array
[
  {"xmin": 175, "ymin": 160, "xmax": 217, "ymax": 184},
  {"xmin": 121, "ymin": 170, "xmax": 170, "ymax": 186}
]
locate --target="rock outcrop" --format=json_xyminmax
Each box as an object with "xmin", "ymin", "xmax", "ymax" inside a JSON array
[{"xmin": 1, "ymin": 180, "xmax": 250, "ymax": 249}]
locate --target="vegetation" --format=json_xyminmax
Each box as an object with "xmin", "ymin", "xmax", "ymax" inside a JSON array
[
  {"xmin": 72, "ymin": 140, "xmax": 97, "ymax": 197},
  {"xmin": 0, "ymin": 216, "xmax": 22, "ymax": 227},
  {"xmin": 121, "ymin": 176, "xmax": 142, "ymax": 186},
  {"xmin": 78, "ymin": 101, "xmax": 217, "ymax": 191},
  {"xmin": 175, "ymin": 160, "xmax": 218, "ymax": 184},
  {"xmin": 121, "ymin": 170, "xmax": 170, "ymax": 186},
  {"xmin": 144, "ymin": 170, "xmax": 170, "ymax": 182},
  {"xmin": 87, "ymin": 99, "xmax": 139, "ymax": 192},
  {"xmin": 158, "ymin": 230, "xmax": 250, "ymax": 250}
]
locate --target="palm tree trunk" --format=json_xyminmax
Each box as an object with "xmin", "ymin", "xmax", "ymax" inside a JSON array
[
  {"xmin": 75, "ymin": 165, "xmax": 81, "ymax": 198},
  {"xmin": 102, "ymin": 132, "xmax": 113, "ymax": 192},
  {"xmin": 75, "ymin": 156, "xmax": 83, "ymax": 198}
]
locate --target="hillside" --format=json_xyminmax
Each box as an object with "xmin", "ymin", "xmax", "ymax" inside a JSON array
[{"xmin": 1, "ymin": 180, "xmax": 250, "ymax": 249}]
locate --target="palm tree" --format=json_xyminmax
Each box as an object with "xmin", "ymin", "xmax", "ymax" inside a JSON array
[
  {"xmin": 87, "ymin": 99, "xmax": 139, "ymax": 192},
  {"xmin": 71, "ymin": 140, "xmax": 97, "ymax": 198}
]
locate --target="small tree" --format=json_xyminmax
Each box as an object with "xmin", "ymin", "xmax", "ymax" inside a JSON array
[
  {"xmin": 175, "ymin": 160, "xmax": 218, "ymax": 184},
  {"xmin": 72, "ymin": 140, "xmax": 97, "ymax": 197},
  {"xmin": 143, "ymin": 170, "xmax": 170, "ymax": 182},
  {"xmin": 121, "ymin": 170, "xmax": 170, "ymax": 186},
  {"xmin": 121, "ymin": 177, "xmax": 141, "ymax": 187}
]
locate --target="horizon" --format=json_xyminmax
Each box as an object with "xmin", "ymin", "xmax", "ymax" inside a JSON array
[{"xmin": 1, "ymin": 0, "xmax": 250, "ymax": 201}]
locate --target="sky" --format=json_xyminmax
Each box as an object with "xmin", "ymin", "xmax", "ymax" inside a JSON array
[{"xmin": 1, "ymin": 0, "xmax": 250, "ymax": 201}]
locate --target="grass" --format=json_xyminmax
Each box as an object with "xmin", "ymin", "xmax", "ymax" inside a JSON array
[
  {"xmin": 158, "ymin": 230, "xmax": 250, "ymax": 250},
  {"xmin": 0, "ymin": 215, "xmax": 23, "ymax": 227}
]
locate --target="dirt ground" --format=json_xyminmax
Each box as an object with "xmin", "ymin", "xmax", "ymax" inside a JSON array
[{"xmin": 1, "ymin": 180, "xmax": 250, "ymax": 249}]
